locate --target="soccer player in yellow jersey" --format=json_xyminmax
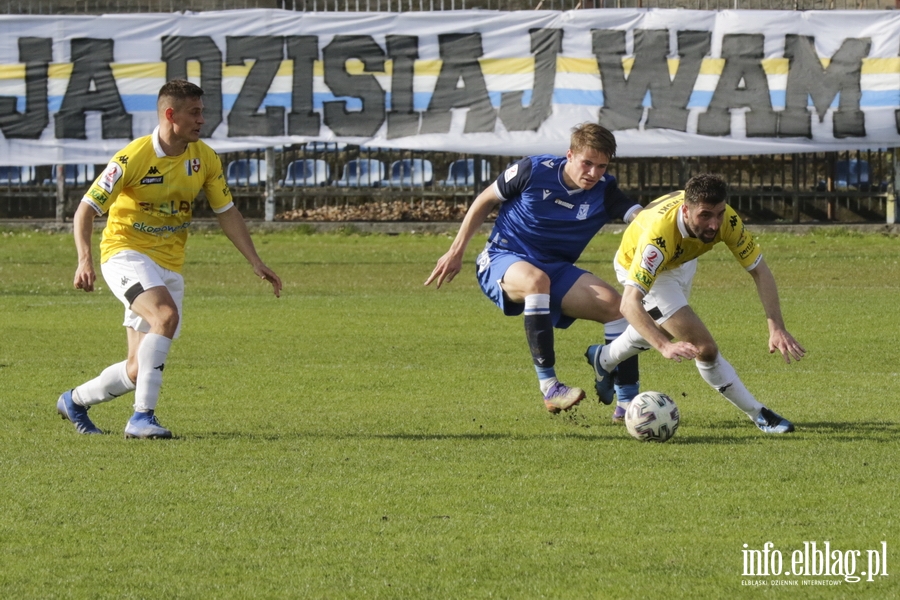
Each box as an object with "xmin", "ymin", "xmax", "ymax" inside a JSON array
[
  {"xmin": 586, "ymin": 174, "xmax": 805, "ymax": 433},
  {"xmin": 57, "ymin": 79, "xmax": 282, "ymax": 438}
]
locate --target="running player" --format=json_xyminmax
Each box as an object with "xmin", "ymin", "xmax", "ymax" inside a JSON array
[
  {"xmin": 425, "ymin": 123, "xmax": 641, "ymax": 414},
  {"xmin": 57, "ymin": 79, "xmax": 282, "ymax": 439},
  {"xmin": 587, "ymin": 173, "xmax": 805, "ymax": 432}
]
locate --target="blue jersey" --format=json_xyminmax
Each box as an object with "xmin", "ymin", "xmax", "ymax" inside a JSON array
[{"xmin": 488, "ymin": 154, "xmax": 638, "ymax": 264}]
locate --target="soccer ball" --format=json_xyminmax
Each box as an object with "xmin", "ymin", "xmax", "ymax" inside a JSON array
[{"xmin": 624, "ymin": 391, "xmax": 680, "ymax": 443}]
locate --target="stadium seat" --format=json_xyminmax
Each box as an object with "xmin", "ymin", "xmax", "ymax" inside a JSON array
[
  {"xmin": 44, "ymin": 164, "xmax": 96, "ymax": 186},
  {"xmin": 335, "ymin": 159, "xmax": 386, "ymax": 187},
  {"xmin": 441, "ymin": 159, "xmax": 491, "ymax": 187},
  {"xmin": 388, "ymin": 158, "xmax": 433, "ymax": 187},
  {"xmin": 280, "ymin": 159, "xmax": 330, "ymax": 187},
  {"xmin": 305, "ymin": 142, "xmax": 347, "ymax": 153},
  {"xmin": 225, "ymin": 158, "xmax": 266, "ymax": 187},
  {"xmin": 0, "ymin": 166, "xmax": 35, "ymax": 185}
]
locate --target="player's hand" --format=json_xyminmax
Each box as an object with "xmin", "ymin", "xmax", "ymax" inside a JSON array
[
  {"xmin": 254, "ymin": 263, "xmax": 282, "ymax": 298},
  {"xmin": 660, "ymin": 341, "xmax": 699, "ymax": 363},
  {"xmin": 73, "ymin": 261, "xmax": 96, "ymax": 292},
  {"xmin": 424, "ymin": 252, "xmax": 463, "ymax": 289},
  {"xmin": 769, "ymin": 329, "xmax": 805, "ymax": 364}
]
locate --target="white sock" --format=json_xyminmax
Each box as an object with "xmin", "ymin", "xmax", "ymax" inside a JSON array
[
  {"xmin": 134, "ymin": 333, "xmax": 172, "ymax": 412},
  {"xmin": 696, "ymin": 354, "xmax": 763, "ymax": 418},
  {"xmin": 603, "ymin": 317, "xmax": 628, "ymax": 339},
  {"xmin": 73, "ymin": 360, "xmax": 136, "ymax": 407},
  {"xmin": 539, "ymin": 377, "xmax": 558, "ymax": 395},
  {"xmin": 601, "ymin": 326, "xmax": 648, "ymax": 371}
]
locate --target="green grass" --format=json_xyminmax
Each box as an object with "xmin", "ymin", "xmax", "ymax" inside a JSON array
[{"xmin": 1, "ymin": 227, "xmax": 898, "ymax": 598}]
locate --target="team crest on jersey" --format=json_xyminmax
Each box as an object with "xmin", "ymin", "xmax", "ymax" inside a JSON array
[
  {"xmin": 576, "ymin": 203, "xmax": 590, "ymax": 220},
  {"xmin": 185, "ymin": 158, "xmax": 201, "ymax": 176},
  {"xmin": 504, "ymin": 163, "xmax": 518, "ymax": 182},
  {"xmin": 98, "ymin": 162, "xmax": 123, "ymax": 193},
  {"xmin": 640, "ymin": 244, "xmax": 665, "ymax": 276}
]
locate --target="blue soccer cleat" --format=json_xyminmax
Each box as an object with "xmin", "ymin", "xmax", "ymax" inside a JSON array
[
  {"xmin": 585, "ymin": 344, "xmax": 615, "ymax": 405},
  {"xmin": 754, "ymin": 407, "xmax": 795, "ymax": 434},
  {"xmin": 57, "ymin": 390, "xmax": 103, "ymax": 435},
  {"xmin": 124, "ymin": 410, "xmax": 173, "ymax": 439}
]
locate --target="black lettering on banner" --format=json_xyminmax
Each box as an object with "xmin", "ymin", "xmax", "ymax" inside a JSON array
[
  {"xmin": 323, "ymin": 35, "xmax": 386, "ymax": 137},
  {"xmin": 697, "ymin": 34, "xmax": 777, "ymax": 137},
  {"xmin": 286, "ymin": 36, "xmax": 320, "ymax": 136},
  {"xmin": 226, "ymin": 36, "xmax": 285, "ymax": 137},
  {"xmin": 0, "ymin": 37, "xmax": 52, "ymax": 139},
  {"xmin": 161, "ymin": 36, "xmax": 224, "ymax": 137},
  {"xmin": 421, "ymin": 33, "xmax": 496, "ymax": 135},
  {"xmin": 594, "ymin": 29, "xmax": 709, "ymax": 132},
  {"xmin": 55, "ymin": 38, "xmax": 132, "ymax": 140},
  {"xmin": 781, "ymin": 35, "xmax": 870, "ymax": 139},
  {"xmin": 386, "ymin": 35, "xmax": 419, "ymax": 139},
  {"xmin": 499, "ymin": 28, "xmax": 562, "ymax": 132}
]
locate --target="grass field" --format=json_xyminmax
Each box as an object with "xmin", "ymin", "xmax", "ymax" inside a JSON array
[{"xmin": 1, "ymin": 226, "xmax": 898, "ymax": 598}]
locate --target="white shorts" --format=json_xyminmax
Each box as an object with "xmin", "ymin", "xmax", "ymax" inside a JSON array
[
  {"xmin": 100, "ymin": 250, "xmax": 184, "ymax": 339},
  {"xmin": 614, "ymin": 252, "xmax": 697, "ymax": 325}
]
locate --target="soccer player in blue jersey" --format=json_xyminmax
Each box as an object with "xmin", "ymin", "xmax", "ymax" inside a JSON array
[{"xmin": 425, "ymin": 123, "xmax": 641, "ymax": 414}]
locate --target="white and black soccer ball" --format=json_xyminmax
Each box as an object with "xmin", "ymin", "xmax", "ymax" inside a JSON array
[{"xmin": 624, "ymin": 391, "xmax": 680, "ymax": 443}]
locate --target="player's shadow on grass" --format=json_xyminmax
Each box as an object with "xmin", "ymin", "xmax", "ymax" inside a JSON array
[{"xmin": 793, "ymin": 421, "xmax": 900, "ymax": 438}]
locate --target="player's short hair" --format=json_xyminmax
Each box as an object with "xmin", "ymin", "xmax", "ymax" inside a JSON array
[
  {"xmin": 569, "ymin": 122, "xmax": 617, "ymax": 159},
  {"xmin": 157, "ymin": 79, "xmax": 204, "ymax": 110},
  {"xmin": 684, "ymin": 174, "xmax": 728, "ymax": 206}
]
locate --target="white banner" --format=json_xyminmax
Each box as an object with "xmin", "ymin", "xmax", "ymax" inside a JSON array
[{"xmin": 0, "ymin": 8, "xmax": 898, "ymax": 165}]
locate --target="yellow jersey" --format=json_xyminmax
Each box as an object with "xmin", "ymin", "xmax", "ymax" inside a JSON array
[
  {"xmin": 81, "ymin": 127, "xmax": 233, "ymax": 272},
  {"xmin": 617, "ymin": 191, "xmax": 763, "ymax": 293}
]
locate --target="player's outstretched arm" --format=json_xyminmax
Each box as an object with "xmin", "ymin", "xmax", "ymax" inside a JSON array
[
  {"xmin": 72, "ymin": 201, "xmax": 98, "ymax": 292},
  {"xmin": 621, "ymin": 285, "xmax": 698, "ymax": 362},
  {"xmin": 748, "ymin": 258, "xmax": 805, "ymax": 364},
  {"xmin": 424, "ymin": 187, "xmax": 501, "ymax": 289},
  {"xmin": 216, "ymin": 206, "xmax": 283, "ymax": 298}
]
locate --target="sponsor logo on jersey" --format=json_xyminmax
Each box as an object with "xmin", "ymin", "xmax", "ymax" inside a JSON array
[
  {"xmin": 554, "ymin": 199, "xmax": 574, "ymax": 209},
  {"xmin": 540, "ymin": 159, "xmax": 554, "ymax": 169},
  {"xmin": 739, "ymin": 240, "xmax": 757, "ymax": 259},
  {"xmin": 576, "ymin": 203, "xmax": 590, "ymax": 220},
  {"xmin": 639, "ymin": 244, "xmax": 665, "ymax": 276},
  {"xmin": 140, "ymin": 176, "xmax": 164, "ymax": 185},
  {"xmin": 98, "ymin": 162, "xmax": 123, "ymax": 193},
  {"xmin": 504, "ymin": 163, "xmax": 518, "ymax": 183},
  {"xmin": 543, "ymin": 189, "xmax": 552, "ymax": 200},
  {"xmin": 87, "ymin": 188, "xmax": 109, "ymax": 206}
]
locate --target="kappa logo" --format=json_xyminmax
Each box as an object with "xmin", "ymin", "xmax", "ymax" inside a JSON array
[
  {"xmin": 120, "ymin": 276, "xmax": 129, "ymax": 286},
  {"xmin": 147, "ymin": 166, "xmax": 160, "ymax": 175},
  {"xmin": 540, "ymin": 159, "xmax": 554, "ymax": 168},
  {"xmin": 117, "ymin": 155, "xmax": 128, "ymax": 166}
]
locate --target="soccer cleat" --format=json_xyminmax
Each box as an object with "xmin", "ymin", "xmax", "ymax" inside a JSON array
[
  {"xmin": 754, "ymin": 407, "xmax": 795, "ymax": 434},
  {"xmin": 543, "ymin": 382, "xmax": 585, "ymax": 414},
  {"xmin": 124, "ymin": 410, "xmax": 173, "ymax": 439},
  {"xmin": 57, "ymin": 390, "xmax": 103, "ymax": 435},
  {"xmin": 585, "ymin": 344, "xmax": 615, "ymax": 405},
  {"xmin": 611, "ymin": 405, "xmax": 627, "ymax": 424}
]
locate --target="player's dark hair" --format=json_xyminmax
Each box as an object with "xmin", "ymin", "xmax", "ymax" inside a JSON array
[
  {"xmin": 570, "ymin": 122, "xmax": 616, "ymax": 159},
  {"xmin": 158, "ymin": 79, "xmax": 204, "ymax": 106},
  {"xmin": 684, "ymin": 173, "xmax": 728, "ymax": 206}
]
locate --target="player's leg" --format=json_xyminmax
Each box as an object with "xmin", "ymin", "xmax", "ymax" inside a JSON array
[
  {"xmin": 661, "ymin": 307, "xmax": 794, "ymax": 434},
  {"xmin": 124, "ymin": 285, "xmax": 179, "ymax": 439},
  {"xmin": 501, "ymin": 261, "xmax": 584, "ymax": 413},
  {"xmin": 559, "ymin": 272, "xmax": 640, "ymax": 414}
]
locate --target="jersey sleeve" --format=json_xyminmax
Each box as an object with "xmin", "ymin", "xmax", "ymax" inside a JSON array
[
  {"xmin": 203, "ymin": 150, "xmax": 234, "ymax": 214},
  {"xmin": 602, "ymin": 176, "xmax": 640, "ymax": 222},
  {"xmin": 494, "ymin": 157, "xmax": 533, "ymax": 201},
  {"xmin": 625, "ymin": 228, "xmax": 672, "ymax": 294},
  {"xmin": 722, "ymin": 207, "xmax": 763, "ymax": 270},
  {"xmin": 81, "ymin": 159, "xmax": 127, "ymax": 215}
]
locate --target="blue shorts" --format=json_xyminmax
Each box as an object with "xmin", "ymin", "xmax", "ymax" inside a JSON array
[{"xmin": 476, "ymin": 247, "xmax": 588, "ymax": 329}]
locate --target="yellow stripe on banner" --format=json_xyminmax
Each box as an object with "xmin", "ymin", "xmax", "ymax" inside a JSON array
[{"xmin": 557, "ymin": 57, "xmax": 599, "ymax": 74}]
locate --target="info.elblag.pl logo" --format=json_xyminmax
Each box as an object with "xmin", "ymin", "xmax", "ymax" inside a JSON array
[{"xmin": 742, "ymin": 541, "xmax": 889, "ymax": 585}]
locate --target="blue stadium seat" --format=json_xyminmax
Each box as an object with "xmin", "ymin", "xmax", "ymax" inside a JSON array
[
  {"xmin": 335, "ymin": 159, "xmax": 386, "ymax": 187},
  {"xmin": 280, "ymin": 159, "xmax": 330, "ymax": 187},
  {"xmin": 441, "ymin": 159, "xmax": 491, "ymax": 187},
  {"xmin": 226, "ymin": 158, "xmax": 266, "ymax": 187},
  {"xmin": 388, "ymin": 159, "xmax": 433, "ymax": 187}
]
